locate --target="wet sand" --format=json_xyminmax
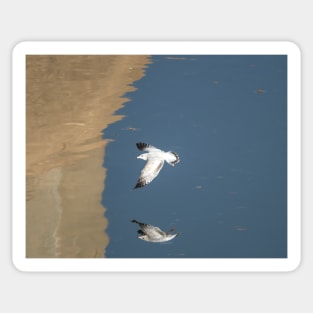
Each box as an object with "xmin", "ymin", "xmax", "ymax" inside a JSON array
[{"xmin": 26, "ymin": 55, "xmax": 151, "ymax": 257}]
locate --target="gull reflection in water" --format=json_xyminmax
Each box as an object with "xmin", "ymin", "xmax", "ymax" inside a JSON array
[{"xmin": 131, "ymin": 220, "xmax": 180, "ymax": 243}]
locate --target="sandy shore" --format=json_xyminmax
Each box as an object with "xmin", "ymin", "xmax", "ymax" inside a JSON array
[{"xmin": 26, "ymin": 55, "xmax": 151, "ymax": 257}]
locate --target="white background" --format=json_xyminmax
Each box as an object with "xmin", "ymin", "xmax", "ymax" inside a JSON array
[{"xmin": 2, "ymin": 1, "xmax": 310, "ymax": 312}]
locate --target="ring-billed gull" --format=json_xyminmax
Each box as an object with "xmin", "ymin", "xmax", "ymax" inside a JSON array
[
  {"xmin": 134, "ymin": 142, "xmax": 180, "ymax": 189},
  {"xmin": 131, "ymin": 219, "xmax": 180, "ymax": 243}
]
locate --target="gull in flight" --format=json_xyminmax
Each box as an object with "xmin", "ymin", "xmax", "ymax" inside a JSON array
[
  {"xmin": 131, "ymin": 220, "xmax": 180, "ymax": 243},
  {"xmin": 134, "ymin": 142, "xmax": 180, "ymax": 189}
]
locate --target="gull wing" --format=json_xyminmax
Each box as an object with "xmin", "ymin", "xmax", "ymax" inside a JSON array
[
  {"xmin": 132, "ymin": 220, "xmax": 165, "ymax": 239},
  {"xmin": 165, "ymin": 151, "xmax": 180, "ymax": 166},
  {"xmin": 141, "ymin": 225, "xmax": 166, "ymax": 240},
  {"xmin": 134, "ymin": 158, "xmax": 164, "ymax": 188},
  {"xmin": 136, "ymin": 142, "xmax": 162, "ymax": 153}
]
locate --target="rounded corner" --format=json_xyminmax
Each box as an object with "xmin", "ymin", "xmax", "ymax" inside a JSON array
[
  {"xmin": 11, "ymin": 254, "xmax": 30, "ymax": 273},
  {"xmin": 285, "ymin": 256, "xmax": 302, "ymax": 273},
  {"xmin": 12, "ymin": 41, "xmax": 35, "ymax": 59},
  {"xmin": 12, "ymin": 41, "xmax": 27, "ymax": 55},
  {"xmin": 285, "ymin": 41, "xmax": 302, "ymax": 57}
]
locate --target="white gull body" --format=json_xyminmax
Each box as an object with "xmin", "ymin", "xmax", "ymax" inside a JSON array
[{"xmin": 134, "ymin": 142, "xmax": 180, "ymax": 189}]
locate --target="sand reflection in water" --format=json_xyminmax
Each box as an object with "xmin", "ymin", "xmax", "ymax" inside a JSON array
[{"xmin": 26, "ymin": 55, "xmax": 150, "ymax": 257}]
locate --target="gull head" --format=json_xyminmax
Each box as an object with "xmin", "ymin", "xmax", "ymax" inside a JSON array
[
  {"xmin": 138, "ymin": 235, "xmax": 149, "ymax": 241},
  {"xmin": 137, "ymin": 154, "xmax": 148, "ymax": 161}
]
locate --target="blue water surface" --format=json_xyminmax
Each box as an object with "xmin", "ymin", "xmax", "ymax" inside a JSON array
[{"xmin": 102, "ymin": 55, "xmax": 287, "ymax": 258}]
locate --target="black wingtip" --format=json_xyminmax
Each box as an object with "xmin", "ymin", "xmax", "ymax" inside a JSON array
[
  {"xmin": 136, "ymin": 142, "xmax": 150, "ymax": 151},
  {"xmin": 170, "ymin": 151, "xmax": 180, "ymax": 165},
  {"xmin": 133, "ymin": 180, "xmax": 147, "ymax": 189},
  {"xmin": 133, "ymin": 183, "xmax": 141, "ymax": 189},
  {"xmin": 167, "ymin": 227, "xmax": 176, "ymax": 234}
]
